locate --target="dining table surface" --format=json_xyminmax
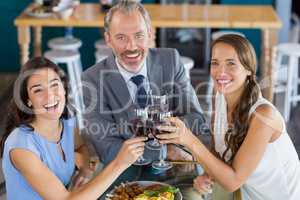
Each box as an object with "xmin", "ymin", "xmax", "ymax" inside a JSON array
[{"xmin": 14, "ymin": 3, "xmax": 282, "ymax": 101}]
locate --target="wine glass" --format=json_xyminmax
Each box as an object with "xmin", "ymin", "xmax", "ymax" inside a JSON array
[
  {"xmin": 146, "ymin": 95, "xmax": 168, "ymax": 150},
  {"xmin": 128, "ymin": 107, "xmax": 151, "ymax": 166},
  {"xmin": 151, "ymin": 111, "xmax": 173, "ymax": 171}
]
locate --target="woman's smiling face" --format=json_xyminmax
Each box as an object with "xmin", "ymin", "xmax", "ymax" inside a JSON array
[
  {"xmin": 27, "ymin": 68, "xmax": 66, "ymax": 121},
  {"xmin": 210, "ymin": 42, "xmax": 251, "ymax": 95}
]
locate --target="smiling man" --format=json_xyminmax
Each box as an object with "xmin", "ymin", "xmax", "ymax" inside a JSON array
[
  {"xmin": 104, "ymin": 4, "xmax": 150, "ymax": 73},
  {"xmin": 81, "ymin": 1, "xmax": 206, "ymax": 165}
]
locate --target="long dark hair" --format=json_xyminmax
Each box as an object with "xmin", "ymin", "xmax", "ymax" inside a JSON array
[
  {"xmin": 0, "ymin": 57, "xmax": 70, "ymax": 157},
  {"xmin": 211, "ymin": 34, "xmax": 260, "ymax": 164}
]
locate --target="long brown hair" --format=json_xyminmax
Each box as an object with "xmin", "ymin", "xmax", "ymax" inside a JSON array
[
  {"xmin": 211, "ymin": 34, "xmax": 260, "ymax": 164},
  {"xmin": 0, "ymin": 57, "xmax": 71, "ymax": 157}
]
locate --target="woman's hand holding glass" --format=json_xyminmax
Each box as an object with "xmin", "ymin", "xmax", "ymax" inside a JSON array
[
  {"xmin": 156, "ymin": 117, "xmax": 195, "ymax": 148},
  {"xmin": 114, "ymin": 137, "xmax": 147, "ymax": 168}
]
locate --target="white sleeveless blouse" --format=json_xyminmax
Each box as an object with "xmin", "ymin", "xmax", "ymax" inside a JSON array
[{"xmin": 215, "ymin": 98, "xmax": 300, "ymax": 200}]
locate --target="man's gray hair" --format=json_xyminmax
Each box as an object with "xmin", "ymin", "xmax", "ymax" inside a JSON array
[{"xmin": 104, "ymin": 1, "xmax": 152, "ymax": 33}]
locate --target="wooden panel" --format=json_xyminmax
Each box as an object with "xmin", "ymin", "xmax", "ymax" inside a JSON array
[{"xmin": 15, "ymin": 4, "xmax": 282, "ymax": 29}]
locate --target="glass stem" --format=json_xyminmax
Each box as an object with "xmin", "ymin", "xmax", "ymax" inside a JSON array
[{"xmin": 159, "ymin": 144, "xmax": 166, "ymax": 162}]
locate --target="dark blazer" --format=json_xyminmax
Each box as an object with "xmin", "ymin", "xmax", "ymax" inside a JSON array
[{"xmin": 82, "ymin": 48, "xmax": 205, "ymax": 164}]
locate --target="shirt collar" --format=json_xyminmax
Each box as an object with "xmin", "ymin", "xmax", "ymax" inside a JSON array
[{"xmin": 115, "ymin": 58, "xmax": 148, "ymax": 84}]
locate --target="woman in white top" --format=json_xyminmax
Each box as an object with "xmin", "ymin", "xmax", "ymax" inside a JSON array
[{"xmin": 157, "ymin": 34, "xmax": 300, "ymax": 200}]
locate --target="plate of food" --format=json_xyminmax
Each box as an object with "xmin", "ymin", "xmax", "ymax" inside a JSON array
[
  {"xmin": 27, "ymin": 5, "xmax": 53, "ymax": 18},
  {"xmin": 105, "ymin": 181, "xmax": 183, "ymax": 200}
]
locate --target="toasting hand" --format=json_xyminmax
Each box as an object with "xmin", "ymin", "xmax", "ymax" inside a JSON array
[
  {"xmin": 114, "ymin": 137, "xmax": 148, "ymax": 168},
  {"xmin": 156, "ymin": 117, "xmax": 195, "ymax": 147}
]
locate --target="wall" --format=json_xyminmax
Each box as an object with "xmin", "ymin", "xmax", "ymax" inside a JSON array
[
  {"xmin": 0, "ymin": 0, "xmax": 103, "ymax": 72},
  {"xmin": 0, "ymin": 0, "xmax": 276, "ymax": 72}
]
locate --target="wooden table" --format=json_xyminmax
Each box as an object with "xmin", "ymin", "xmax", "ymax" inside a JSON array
[{"xmin": 14, "ymin": 3, "xmax": 281, "ymax": 101}]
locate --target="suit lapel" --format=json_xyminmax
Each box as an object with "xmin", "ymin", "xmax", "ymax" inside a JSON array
[
  {"xmin": 146, "ymin": 49, "xmax": 163, "ymax": 96},
  {"xmin": 105, "ymin": 55, "xmax": 133, "ymax": 119}
]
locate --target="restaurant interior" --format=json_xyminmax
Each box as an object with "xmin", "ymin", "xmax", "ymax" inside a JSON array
[{"xmin": 0, "ymin": 0, "xmax": 299, "ymax": 199}]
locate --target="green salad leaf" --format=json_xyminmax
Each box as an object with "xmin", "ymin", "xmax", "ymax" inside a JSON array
[{"xmin": 143, "ymin": 186, "xmax": 179, "ymax": 197}]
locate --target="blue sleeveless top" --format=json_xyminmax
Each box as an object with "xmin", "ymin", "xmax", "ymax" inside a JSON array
[{"xmin": 2, "ymin": 118, "xmax": 76, "ymax": 200}]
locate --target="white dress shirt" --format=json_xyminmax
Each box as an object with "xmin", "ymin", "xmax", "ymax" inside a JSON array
[{"xmin": 115, "ymin": 58, "xmax": 150, "ymax": 103}]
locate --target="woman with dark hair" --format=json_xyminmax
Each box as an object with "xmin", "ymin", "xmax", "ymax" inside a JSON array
[
  {"xmin": 157, "ymin": 35, "xmax": 300, "ymax": 199},
  {"xmin": 0, "ymin": 57, "xmax": 146, "ymax": 200}
]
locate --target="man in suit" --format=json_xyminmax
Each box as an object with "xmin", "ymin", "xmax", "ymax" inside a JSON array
[{"xmin": 82, "ymin": 1, "xmax": 206, "ymax": 165}]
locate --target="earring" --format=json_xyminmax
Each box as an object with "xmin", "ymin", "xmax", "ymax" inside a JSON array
[
  {"xmin": 27, "ymin": 101, "xmax": 32, "ymax": 107},
  {"xmin": 246, "ymin": 76, "xmax": 251, "ymax": 84}
]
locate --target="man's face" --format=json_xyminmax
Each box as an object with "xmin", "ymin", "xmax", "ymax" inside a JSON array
[{"xmin": 105, "ymin": 10, "xmax": 152, "ymax": 73}]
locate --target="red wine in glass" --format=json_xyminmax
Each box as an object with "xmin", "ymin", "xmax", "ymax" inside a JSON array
[
  {"xmin": 128, "ymin": 118, "xmax": 152, "ymax": 166},
  {"xmin": 151, "ymin": 120, "xmax": 175, "ymax": 140},
  {"xmin": 129, "ymin": 119, "xmax": 152, "ymax": 139}
]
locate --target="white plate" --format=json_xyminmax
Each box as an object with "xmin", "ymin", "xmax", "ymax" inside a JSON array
[
  {"xmin": 27, "ymin": 11, "xmax": 53, "ymax": 18},
  {"xmin": 106, "ymin": 181, "xmax": 183, "ymax": 200}
]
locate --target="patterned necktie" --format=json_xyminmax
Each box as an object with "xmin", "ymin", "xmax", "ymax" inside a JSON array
[{"xmin": 131, "ymin": 75, "xmax": 148, "ymax": 108}]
